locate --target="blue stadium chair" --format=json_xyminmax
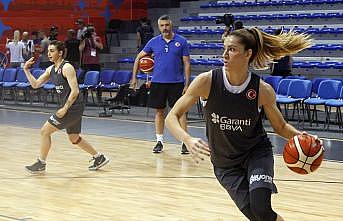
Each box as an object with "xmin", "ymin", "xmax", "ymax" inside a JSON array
[
  {"xmin": 326, "ymin": 12, "xmax": 343, "ymax": 18},
  {"xmin": 309, "ymin": 44, "xmax": 326, "ymax": 51},
  {"xmin": 30, "ymin": 68, "xmax": 43, "ymax": 74},
  {"xmin": 305, "ymin": 27, "xmax": 320, "ymax": 34},
  {"xmin": 276, "ymin": 79, "xmax": 296, "ymax": 99},
  {"xmin": 335, "ymin": 62, "xmax": 343, "ymax": 69},
  {"xmin": 28, "ymin": 69, "xmax": 46, "ymax": 105},
  {"xmin": 79, "ymin": 71, "xmax": 100, "ymax": 89},
  {"xmin": 32, "ymin": 69, "xmax": 45, "ymax": 79},
  {"xmin": 0, "ymin": 68, "xmax": 4, "ymax": 85},
  {"xmin": 258, "ymin": 14, "xmax": 273, "ymax": 20},
  {"xmin": 117, "ymin": 57, "xmax": 134, "ymax": 63},
  {"xmin": 311, "ymin": 77, "xmax": 330, "ymax": 95},
  {"xmin": 96, "ymin": 70, "xmax": 118, "ymax": 102},
  {"xmin": 276, "ymin": 80, "xmax": 312, "ymax": 126},
  {"xmin": 334, "ymin": 28, "xmax": 343, "ymax": 34},
  {"xmin": 264, "ymin": 76, "xmax": 282, "ymax": 92},
  {"xmin": 79, "ymin": 71, "xmax": 100, "ymax": 104},
  {"xmin": 13, "ymin": 69, "xmax": 30, "ymax": 102},
  {"xmin": 286, "ymin": 75, "xmax": 306, "ymax": 80},
  {"xmin": 245, "ymin": 14, "xmax": 258, "ymax": 20},
  {"xmin": 329, "ymin": 44, "xmax": 343, "ymax": 50},
  {"xmin": 312, "ymin": 13, "xmax": 327, "ymax": 19},
  {"xmin": 307, "ymin": 61, "xmax": 322, "ymax": 68},
  {"xmin": 304, "ymin": 80, "xmax": 342, "ymax": 127},
  {"xmin": 113, "ymin": 71, "xmax": 132, "ymax": 85},
  {"xmin": 42, "ymin": 78, "xmax": 56, "ymax": 107},
  {"xmin": 1, "ymin": 68, "xmax": 17, "ymax": 103},
  {"xmin": 190, "ymin": 59, "xmax": 201, "ymax": 66},
  {"xmin": 176, "ymin": 29, "xmax": 190, "ymax": 35},
  {"xmin": 293, "ymin": 27, "xmax": 305, "ymax": 33},
  {"xmin": 292, "ymin": 61, "xmax": 307, "ymax": 68},
  {"xmin": 98, "ymin": 70, "xmax": 118, "ymax": 90},
  {"xmin": 320, "ymin": 27, "xmax": 335, "ymax": 34},
  {"xmin": 325, "ymin": 87, "xmax": 343, "ymax": 129},
  {"xmin": 264, "ymin": 27, "xmax": 276, "ymax": 34}
]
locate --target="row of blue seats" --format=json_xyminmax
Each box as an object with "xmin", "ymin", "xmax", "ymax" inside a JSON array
[
  {"xmin": 187, "ymin": 42, "xmax": 343, "ymax": 51},
  {"xmin": 274, "ymin": 78, "xmax": 343, "ymax": 127},
  {"xmin": 264, "ymin": 75, "xmax": 343, "ymax": 94},
  {"xmin": 292, "ymin": 61, "xmax": 343, "ymax": 69},
  {"xmin": 190, "ymin": 59, "xmax": 343, "ymax": 69},
  {"xmin": 176, "ymin": 27, "xmax": 343, "ymax": 35},
  {"xmin": 200, "ymin": 0, "xmax": 343, "ymax": 8},
  {"xmin": 181, "ymin": 12, "xmax": 343, "ymax": 22},
  {"xmin": 0, "ymin": 68, "xmax": 132, "ymax": 91},
  {"xmin": 117, "ymin": 57, "xmax": 343, "ymax": 69}
]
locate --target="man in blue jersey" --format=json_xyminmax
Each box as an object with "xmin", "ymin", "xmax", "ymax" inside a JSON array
[{"xmin": 131, "ymin": 15, "xmax": 191, "ymax": 154}]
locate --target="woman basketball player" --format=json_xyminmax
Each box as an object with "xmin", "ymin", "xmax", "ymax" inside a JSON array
[
  {"xmin": 24, "ymin": 40, "xmax": 109, "ymax": 174},
  {"xmin": 166, "ymin": 28, "xmax": 321, "ymax": 221}
]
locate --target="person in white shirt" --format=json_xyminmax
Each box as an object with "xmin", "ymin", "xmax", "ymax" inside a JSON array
[
  {"xmin": 6, "ymin": 30, "xmax": 25, "ymax": 68},
  {"xmin": 76, "ymin": 19, "xmax": 87, "ymax": 40},
  {"xmin": 21, "ymin": 31, "xmax": 35, "ymax": 62}
]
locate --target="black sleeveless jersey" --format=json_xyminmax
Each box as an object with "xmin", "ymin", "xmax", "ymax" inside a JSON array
[
  {"xmin": 204, "ymin": 68, "xmax": 268, "ymax": 168},
  {"xmin": 49, "ymin": 60, "xmax": 84, "ymax": 111}
]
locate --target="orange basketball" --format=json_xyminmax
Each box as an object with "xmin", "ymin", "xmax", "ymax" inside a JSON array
[
  {"xmin": 139, "ymin": 55, "xmax": 154, "ymax": 73},
  {"xmin": 283, "ymin": 134, "xmax": 324, "ymax": 174}
]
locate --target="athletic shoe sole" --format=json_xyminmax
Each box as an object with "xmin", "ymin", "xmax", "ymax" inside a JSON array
[
  {"xmin": 25, "ymin": 167, "xmax": 46, "ymax": 175},
  {"xmin": 89, "ymin": 158, "xmax": 110, "ymax": 171}
]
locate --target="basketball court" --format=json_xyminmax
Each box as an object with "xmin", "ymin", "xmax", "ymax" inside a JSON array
[{"xmin": 0, "ymin": 108, "xmax": 342, "ymax": 221}]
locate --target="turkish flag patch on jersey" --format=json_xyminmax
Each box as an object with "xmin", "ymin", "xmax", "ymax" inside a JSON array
[{"xmin": 246, "ymin": 89, "xmax": 257, "ymax": 100}]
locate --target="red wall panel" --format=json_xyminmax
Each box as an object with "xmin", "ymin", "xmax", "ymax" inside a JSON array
[{"xmin": 0, "ymin": 0, "xmax": 147, "ymax": 51}]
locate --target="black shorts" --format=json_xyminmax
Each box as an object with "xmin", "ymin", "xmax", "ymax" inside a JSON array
[
  {"xmin": 48, "ymin": 109, "xmax": 83, "ymax": 134},
  {"xmin": 214, "ymin": 148, "xmax": 277, "ymax": 210},
  {"xmin": 147, "ymin": 82, "xmax": 184, "ymax": 109}
]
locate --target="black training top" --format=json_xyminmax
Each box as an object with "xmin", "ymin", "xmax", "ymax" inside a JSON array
[
  {"xmin": 204, "ymin": 68, "xmax": 267, "ymax": 168},
  {"xmin": 49, "ymin": 60, "xmax": 84, "ymax": 111}
]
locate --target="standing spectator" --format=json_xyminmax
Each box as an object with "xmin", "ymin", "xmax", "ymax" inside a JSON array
[
  {"xmin": 271, "ymin": 29, "xmax": 292, "ymax": 77},
  {"xmin": 6, "ymin": 30, "xmax": 25, "ymax": 68},
  {"xmin": 48, "ymin": 26, "xmax": 59, "ymax": 41},
  {"xmin": 31, "ymin": 31, "xmax": 42, "ymax": 67},
  {"xmin": 64, "ymin": 29, "xmax": 80, "ymax": 69},
  {"xmin": 136, "ymin": 17, "xmax": 154, "ymax": 52},
  {"xmin": 79, "ymin": 25, "xmax": 103, "ymax": 83},
  {"xmin": 39, "ymin": 31, "xmax": 52, "ymax": 69},
  {"xmin": 130, "ymin": 15, "xmax": 191, "ymax": 154},
  {"xmin": 76, "ymin": 19, "xmax": 87, "ymax": 40},
  {"xmin": 31, "ymin": 31, "xmax": 42, "ymax": 45},
  {"xmin": 21, "ymin": 31, "xmax": 35, "ymax": 62}
]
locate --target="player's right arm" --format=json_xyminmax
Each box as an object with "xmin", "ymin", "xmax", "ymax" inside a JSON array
[
  {"xmin": 23, "ymin": 57, "xmax": 51, "ymax": 89},
  {"xmin": 130, "ymin": 50, "xmax": 149, "ymax": 89},
  {"xmin": 166, "ymin": 71, "xmax": 212, "ymax": 163}
]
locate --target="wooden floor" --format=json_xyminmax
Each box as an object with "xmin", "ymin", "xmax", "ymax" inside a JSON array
[{"xmin": 0, "ymin": 125, "xmax": 342, "ymax": 221}]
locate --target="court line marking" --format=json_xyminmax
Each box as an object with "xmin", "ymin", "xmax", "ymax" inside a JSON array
[
  {"xmin": 0, "ymin": 214, "xmax": 31, "ymax": 221},
  {"xmin": 1, "ymin": 108, "xmax": 343, "ymax": 142}
]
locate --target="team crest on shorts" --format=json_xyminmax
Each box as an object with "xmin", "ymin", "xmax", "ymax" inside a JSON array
[
  {"xmin": 175, "ymin": 42, "xmax": 181, "ymax": 47},
  {"xmin": 246, "ymin": 89, "xmax": 257, "ymax": 100}
]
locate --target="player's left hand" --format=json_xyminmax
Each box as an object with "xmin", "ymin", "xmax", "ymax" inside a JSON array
[
  {"xmin": 301, "ymin": 131, "xmax": 324, "ymax": 151},
  {"xmin": 56, "ymin": 107, "xmax": 67, "ymax": 118}
]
